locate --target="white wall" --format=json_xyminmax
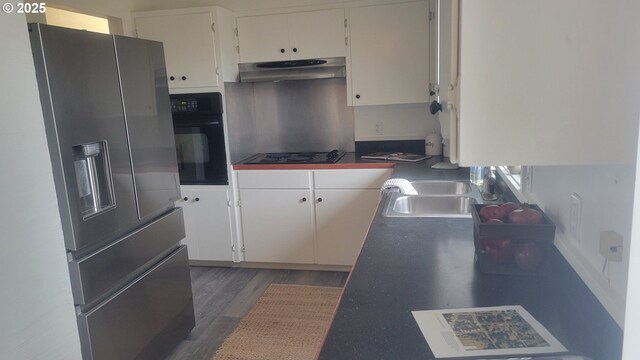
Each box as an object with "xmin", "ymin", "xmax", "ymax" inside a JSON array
[
  {"xmin": 354, "ymin": 104, "xmax": 439, "ymax": 141},
  {"xmin": 0, "ymin": 13, "xmax": 81, "ymax": 360},
  {"xmin": 526, "ymin": 164, "xmax": 635, "ymax": 326},
  {"xmin": 622, "ymin": 116, "xmax": 640, "ymax": 359}
]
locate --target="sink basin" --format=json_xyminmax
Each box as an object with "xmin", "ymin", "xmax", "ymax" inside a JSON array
[
  {"xmin": 382, "ymin": 194, "xmax": 474, "ymax": 218},
  {"xmin": 404, "ymin": 181, "xmax": 471, "ymax": 195}
]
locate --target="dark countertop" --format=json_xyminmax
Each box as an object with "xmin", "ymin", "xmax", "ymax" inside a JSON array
[{"xmin": 319, "ymin": 158, "xmax": 623, "ymax": 360}]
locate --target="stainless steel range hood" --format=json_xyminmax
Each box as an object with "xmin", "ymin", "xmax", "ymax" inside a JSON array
[{"xmin": 239, "ymin": 57, "xmax": 346, "ymax": 82}]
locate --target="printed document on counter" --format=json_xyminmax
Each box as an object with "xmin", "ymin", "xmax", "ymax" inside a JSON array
[{"xmin": 412, "ymin": 305, "xmax": 567, "ymax": 359}]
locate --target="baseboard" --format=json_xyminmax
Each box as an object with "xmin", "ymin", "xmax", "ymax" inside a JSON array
[
  {"xmin": 554, "ymin": 234, "xmax": 626, "ymax": 327},
  {"xmin": 189, "ymin": 260, "xmax": 351, "ymax": 272}
]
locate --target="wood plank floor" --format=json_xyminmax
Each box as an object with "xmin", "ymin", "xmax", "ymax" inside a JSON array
[{"xmin": 165, "ymin": 266, "xmax": 349, "ymax": 360}]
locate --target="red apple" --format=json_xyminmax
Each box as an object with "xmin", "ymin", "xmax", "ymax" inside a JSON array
[
  {"xmin": 514, "ymin": 241, "xmax": 545, "ymax": 270},
  {"xmin": 479, "ymin": 205, "xmax": 507, "ymax": 222},
  {"xmin": 484, "ymin": 239, "xmax": 513, "ymax": 263},
  {"xmin": 500, "ymin": 202, "xmax": 520, "ymax": 216},
  {"xmin": 508, "ymin": 203, "xmax": 543, "ymax": 224},
  {"xmin": 485, "ymin": 218, "xmax": 505, "ymax": 224}
]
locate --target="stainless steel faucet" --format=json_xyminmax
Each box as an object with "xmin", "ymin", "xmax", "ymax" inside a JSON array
[{"xmin": 482, "ymin": 166, "xmax": 497, "ymax": 201}]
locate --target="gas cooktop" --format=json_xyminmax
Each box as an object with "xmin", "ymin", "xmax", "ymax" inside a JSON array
[{"xmin": 243, "ymin": 150, "xmax": 345, "ymax": 164}]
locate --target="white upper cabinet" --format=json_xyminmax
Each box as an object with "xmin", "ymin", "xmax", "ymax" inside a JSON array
[
  {"xmin": 135, "ymin": 11, "xmax": 219, "ymax": 91},
  {"xmin": 287, "ymin": 9, "xmax": 346, "ymax": 60},
  {"xmin": 446, "ymin": 0, "xmax": 640, "ymax": 166},
  {"xmin": 348, "ymin": 1, "xmax": 430, "ymax": 106},
  {"xmin": 237, "ymin": 14, "xmax": 289, "ymax": 63},
  {"xmin": 237, "ymin": 9, "xmax": 346, "ymax": 63},
  {"xmin": 133, "ymin": 7, "xmax": 239, "ymax": 90}
]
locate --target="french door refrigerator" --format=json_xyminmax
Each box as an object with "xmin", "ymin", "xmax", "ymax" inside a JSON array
[{"xmin": 28, "ymin": 23, "xmax": 195, "ymax": 360}]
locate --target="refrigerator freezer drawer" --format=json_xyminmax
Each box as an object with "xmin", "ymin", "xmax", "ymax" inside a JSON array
[
  {"xmin": 69, "ymin": 208, "xmax": 185, "ymax": 305},
  {"xmin": 77, "ymin": 245, "xmax": 194, "ymax": 360}
]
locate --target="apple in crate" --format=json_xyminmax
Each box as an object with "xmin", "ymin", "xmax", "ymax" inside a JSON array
[
  {"xmin": 514, "ymin": 241, "xmax": 545, "ymax": 271},
  {"xmin": 483, "ymin": 239, "xmax": 513, "ymax": 263},
  {"xmin": 479, "ymin": 205, "xmax": 507, "ymax": 222},
  {"xmin": 508, "ymin": 204, "xmax": 543, "ymax": 224},
  {"xmin": 500, "ymin": 202, "xmax": 520, "ymax": 215}
]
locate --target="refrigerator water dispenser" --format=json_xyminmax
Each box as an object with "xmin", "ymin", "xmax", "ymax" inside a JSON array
[{"xmin": 73, "ymin": 141, "xmax": 115, "ymax": 219}]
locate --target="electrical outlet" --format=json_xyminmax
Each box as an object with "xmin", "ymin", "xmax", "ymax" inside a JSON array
[
  {"xmin": 521, "ymin": 166, "xmax": 533, "ymax": 194},
  {"xmin": 568, "ymin": 193, "xmax": 582, "ymax": 243},
  {"xmin": 600, "ymin": 230, "xmax": 623, "ymax": 262},
  {"xmin": 375, "ymin": 122, "xmax": 384, "ymax": 135}
]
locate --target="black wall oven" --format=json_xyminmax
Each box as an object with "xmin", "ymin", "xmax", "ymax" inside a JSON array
[{"xmin": 170, "ymin": 92, "xmax": 228, "ymax": 185}]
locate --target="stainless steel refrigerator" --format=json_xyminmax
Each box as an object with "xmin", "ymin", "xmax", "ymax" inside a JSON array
[{"xmin": 28, "ymin": 23, "xmax": 195, "ymax": 360}]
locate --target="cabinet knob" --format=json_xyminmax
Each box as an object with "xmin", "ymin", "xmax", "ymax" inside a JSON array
[
  {"xmin": 429, "ymin": 100, "xmax": 443, "ymax": 114},
  {"xmin": 355, "ymin": 94, "xmax": 361, "ymax": 99},
  {"xmin": 301, "ymin": 197, "xmax": 307, "ymax": 202},
  {"xmin": 292, "ymin": 47, "xmax": 298, "ymax": 52},
  {"xmin": 170, "ymin": 76, "xmax": 175, "ymax": 81},
  {"xmin": 183, "ymin": 197, "xmax": 188, "ymax": 201},
  {"xmin": 194, "ymin": 197, "xmax": 200, "ymax": 202},
  {"xmin": 317, "ymin": 198, "xmax": 323, "ymax": 203},
  {"xmin": 181, "ymin": 76, "xmax": 187, "ymax": 80},
  {"xmin": 280, "ymin": 48, "xmax": 285, "ymax": 53}
]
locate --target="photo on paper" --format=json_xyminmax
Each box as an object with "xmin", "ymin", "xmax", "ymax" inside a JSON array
[{"xmin": 412, "ymin": 305, "xmax": 567, "ymax": 359}]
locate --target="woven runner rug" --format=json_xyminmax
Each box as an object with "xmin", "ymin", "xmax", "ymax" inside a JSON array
[{"xmin": 213, "ymin": 284, "xmax": 342, "ymax": 360}]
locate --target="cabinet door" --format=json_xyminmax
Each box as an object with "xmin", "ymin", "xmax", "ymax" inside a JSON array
[
  {"xmin": 178, "ymin": 187, "xmax": 233, "ymax": 261},
  {"xmin": 135, "ymin": 12, "xmax": 219, "ymax": 90},
  {"xmin": 453, "ymin": 0, "xmax": 640, "ymax": 166},
  {"xmin": 240, "ymin": 189, "xmax": 315, "ymax": 264},
  {"xmin": 349, "ymin": 1, "xmax": 430, "ymax": 106},
  {"xmin": 288, "ymin": 9, "xmax": 346, "ymax": 60},
  {"xmin": 237, "ymin": 14, "xmax": 289, "ymax": 63},
  {"xmin": 315, "ymin": 189, "xmax": 380, "ymax": 266}
]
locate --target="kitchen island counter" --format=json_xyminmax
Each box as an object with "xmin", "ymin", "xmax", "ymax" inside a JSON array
[{"xmin": 318, "ymin": 159, "xmax": 622, "ymax": 360}]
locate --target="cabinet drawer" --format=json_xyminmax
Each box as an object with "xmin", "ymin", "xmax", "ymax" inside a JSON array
[
  {"xmin": 69, "ymin": 208, "xmax": 185, "ymax": 305},
  {"xmin": 237, "ymin": 170, "xmax": 311, "ymax": 189},
  {"xmin": 77, "ymin": 246, "xmax": 194, "ymax": 360},
  {"xmin": 314, "ymin": 169, "xmax": 392, "ymax": 189}
]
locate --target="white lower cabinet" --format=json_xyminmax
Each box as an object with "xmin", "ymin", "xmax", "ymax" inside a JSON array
[
  {"xmin": 237, "ymin": 168, "xmax": 391, "ymax": 266},
  {"xmin": 239, "ymin": 189, "xmax": 315, "ymax": 264},
  {"xmin": 315, "ymin": 189, "xmax": 381, "ymax": 266},
  {"xmin": 178, "ymin": 186, "xmax": 233, "ymax": 262}
]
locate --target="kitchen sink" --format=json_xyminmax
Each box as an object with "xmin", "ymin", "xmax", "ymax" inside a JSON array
[
  {"xmin": 405, "ymin": 180, "xmax": 471, "ymax": 195},
  {"xmin": 382, "ymin": 194, "xmax": 474, "ymax": 218},
  {"xmin": 381, "ymin": 179, "xmax": 471, "ymax": 196}
]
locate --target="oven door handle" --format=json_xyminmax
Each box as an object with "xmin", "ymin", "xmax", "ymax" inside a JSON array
[{"xmin": 173, "ymin": 120, "xmax": 221, "ymax": 127}]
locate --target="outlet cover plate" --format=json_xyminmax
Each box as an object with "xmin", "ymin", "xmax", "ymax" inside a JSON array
[
  {"xmin": 600, "ymin": 230, "xmax": 623, "ymax": 262},
  {"xmin": 569, "ymin": 193, "xmax": 583, "ymax": 243}
]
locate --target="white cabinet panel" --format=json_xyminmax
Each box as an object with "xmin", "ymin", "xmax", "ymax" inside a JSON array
[
  {"xmin": 235, "ymin": 168, "xmax": 391, "ymax": 266},
  {"xmin": 314, "ymin": 169, "xmax": 392, "ymax": 189},
  {"xmin": 240, "ymin": 189, "xmax": 315, "ymax": 264},
  {"xmin": 451, "ymin": 0, "xmax": 640, "ymax": 165},
  {"xmin": 288, "ymin": 9, "xmax": 346, "ymax": 60},
  {"xmin": 135, "ymin": 11, "xmax": 219, "ymax": 90},
  {"xmin": 348, "ymin": 1, "xmax": 430, "ymax": 106},
  {"xmin": 237, "ymin": 9, "xmax": 346, "ymax": 63},
  {"xmin": 178, "ymin": 186, "xmax": 233, "ymax": 261},
  {"xmin": 315, "ymin": 189, "xmax": 380, "ymax": 266},
  {"xmin": 237, "ymin": 14, "xmax": 289, "ymax": 63},
  {"xmin": 237, "ymin": 170, "xmax": 311, "ymax": 189}
]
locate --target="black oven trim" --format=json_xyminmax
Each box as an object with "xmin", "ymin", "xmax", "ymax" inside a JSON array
[{"xmin": 170, "ymin": 92, "xmax": 228, "ymax": 186}]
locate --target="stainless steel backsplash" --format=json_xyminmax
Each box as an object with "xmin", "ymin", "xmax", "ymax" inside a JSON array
[{"xmin": 224, "ymin": 78, "xmax": 355, "ymax": 163}]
